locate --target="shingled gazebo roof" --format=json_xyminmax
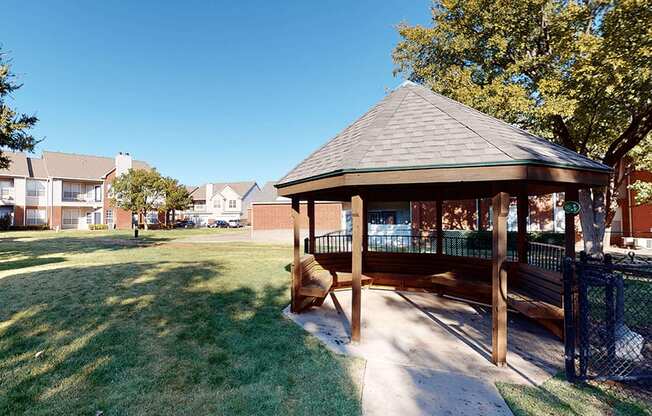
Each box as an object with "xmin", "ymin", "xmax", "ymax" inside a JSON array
[{"xmin": 277, "ymin": 81, "xmax": 609, "ymax": 190}]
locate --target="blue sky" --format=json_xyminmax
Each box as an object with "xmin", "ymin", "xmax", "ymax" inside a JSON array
[{"xmin": 2, "ymin": 1, "xmax": 431, "ymax": 186}]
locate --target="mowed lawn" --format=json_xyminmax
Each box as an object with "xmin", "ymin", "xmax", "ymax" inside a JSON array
[{"xmin": 0, "ymin": 230, "xmax": 363, "ymax": 415}]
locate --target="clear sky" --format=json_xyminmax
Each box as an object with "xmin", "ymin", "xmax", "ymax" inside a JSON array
[{"xmin": 2, "ymin": 1, "xmax": 431, "ymax": 186}]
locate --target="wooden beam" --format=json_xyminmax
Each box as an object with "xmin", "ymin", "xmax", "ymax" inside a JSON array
[
  {"xmin": 275, "ymin": 165, "xmax": 611, "ymax": 197},
  {"xmin": 436, "ymin": 200, "xmax": 443, "ymax": 255},
  {"xmin": 307, "ymin": 199, "xmax": 315, "ymax": 255},
  {"xmin": 492, "ymin": 191, "xmax": 510, "ymax": 366},
  {"xmin": 362, "ymin": 198, "xmax": 368, "ymax": 253},
  {"xmin": 517, "ymin": 194, "xmax": 528, "ymax": 263},
  {"xmin": 291, "ymin": 197, "xmax": 302, "ymax": 313},
  {"xmin": 351, "ymin": 194, "xmax": 363, "ymax": 343},
  {"xmin": 565, "ymin": 187, "xmax": 579, "ymax": 259}
]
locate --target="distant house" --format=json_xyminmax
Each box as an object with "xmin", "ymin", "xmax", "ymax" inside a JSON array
[
  {"xmin": 180, "ymin": 181, "xmax": 260, "ymax": 226},
  {"xmin": 250, "ymin": 181, "xmax": 344, "ymax": 232},
  {"xmin": 612, "ymin": 167, "xmax": 652, "ymax": 248},
  {"xmin": 0, "ymin": 150, "xmax": 151, "ymax": 229}
]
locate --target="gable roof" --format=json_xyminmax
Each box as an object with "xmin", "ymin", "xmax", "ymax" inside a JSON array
[
  {"xmin": 251, "ymin": 181, "xmax": 289, "ymax": 203},
  {"xmin": 277, "ymin": 81, "xmax": 609, "ymax": 187},
  {"xmin": 43, "ymin": 151, "xmax": 150, "ymax": 180},
  {"xmin": 213, "ymin": 181, "xmax": 258, "ymax": 197},
  {"xmin": 188, "ymin": 185, "xmax": 205, "ymax": 201},
  {"xmin": 0, "ymin": 152, "xmax": 30, "ymax": 177}
]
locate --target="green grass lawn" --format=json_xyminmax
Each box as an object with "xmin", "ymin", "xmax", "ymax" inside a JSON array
[
  {"xmin": 498, "ymin": 374, "xmax": 651, "ymax": 415},
  {"xmin": 0, "ymin": 230, "xmax": 363, "ymax": 415}
]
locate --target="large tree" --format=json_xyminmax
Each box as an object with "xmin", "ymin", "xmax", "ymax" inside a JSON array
[
  {"xmin": 393, "ymin": 0, "xmax": 652, "ymax": 255},
  {"xmin": 159, "ymin": 177, "xmax": 192, "ymax": 226},
  {"xmin": 1, "ymin": 47, "xmax": 38, "ymax": 168},
  {"xmin": 110, "ymin": 168, "xmax": 165, "ymax": 230}
]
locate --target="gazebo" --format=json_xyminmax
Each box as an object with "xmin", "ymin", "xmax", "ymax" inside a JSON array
[{"xmin": 275, "ymin": 81, "xmax": 610, "ymax": 366}]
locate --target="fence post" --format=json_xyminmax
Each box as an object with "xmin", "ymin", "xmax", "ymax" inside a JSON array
[
  {"xmin": 563, "ymin": 256, "xmax": 576, "ymax": 381},
  {"xmin": 577, "ymin": 252, "xmax": 589, "ymax": 379},
  {"xmin": 603, "ymin": 255, "xmax": 616, "ymax": 370}
]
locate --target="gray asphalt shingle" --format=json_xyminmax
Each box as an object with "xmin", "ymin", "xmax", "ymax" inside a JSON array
[{"xmin": 278, "ymin": 81, "xmax": 608, "ymax": 186}]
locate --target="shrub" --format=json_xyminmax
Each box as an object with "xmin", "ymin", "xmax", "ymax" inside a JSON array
[
  {"xmin": 89, "ymin": 224, "xmax": 109, "ymax": 230},
  {"xmin": 0, "ymin": 215, "xmax": 11, "ymax": 231},
  {"xmin": 8, "ymin": 224, "xmax": 49, "ymax": 231}
]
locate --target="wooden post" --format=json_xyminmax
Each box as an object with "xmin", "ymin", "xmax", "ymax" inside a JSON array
[
  {"xmin": 351, "ymin": 194, "xmax": 363, "ymax": 343},
  {"xmin": 565, "ymin": 187, "xmax": 579, "ymax": 260},
  {"xmin": 436, "ymin": 200, "xmax": 443, "ymax": 255},
  {"xmin": 307, "ymin": 199, "xmax": 315, "ymax": 254},
  {"xmin": 492, "ymin": 191, "xmax": 510, "ymax": 366},
  {"xmin": 291, "ymin": 197, "xmax": 301, "ymax": 313},
  {"xmin": 517, "ymin": 194, "xmax": 528, "ymax": 264},
  {"xmin": 362, "ymin": 198, "xmax": 368, "ymax": 253}
]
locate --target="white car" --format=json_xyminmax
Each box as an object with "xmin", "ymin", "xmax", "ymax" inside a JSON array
[{"xmin": 227, "ymin": 219, "xmax": 242, "ymax": 228}]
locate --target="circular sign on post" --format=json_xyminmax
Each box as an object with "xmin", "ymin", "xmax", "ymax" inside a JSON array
[{"xmin": 563, "ymin": 201, "xmax": 581, "ymax": 215}]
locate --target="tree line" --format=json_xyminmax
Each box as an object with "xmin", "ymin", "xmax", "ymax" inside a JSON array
[{"xmin": 109, "ymin": 169, "xmax": 192, "ymax": 230}]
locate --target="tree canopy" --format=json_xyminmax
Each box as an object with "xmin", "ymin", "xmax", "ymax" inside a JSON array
[
  {"xmin": 109, "ymin": 168, "xmax": 165, "ymax": 230},
  {"xmin": 159, "ymin": 176, "xmax": 192, "ymax": 225},
  {"xmin": 393, "ymin": 0, "xmax": 652, "ymax": 254},
  {"xmin": 0, "ymin": 48, "xmax": 38, "ymax": 169}
]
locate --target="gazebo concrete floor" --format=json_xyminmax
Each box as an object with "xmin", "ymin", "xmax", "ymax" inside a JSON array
[{"xmin": 284, "ymin": 289, "xmax": 563, "ymax": 416}]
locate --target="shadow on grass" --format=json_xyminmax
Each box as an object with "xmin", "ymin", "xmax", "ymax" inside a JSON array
[
  {"xmin": 0, "ymin": 233, "xmax": 168, "ymax": 260},
  {"xmin": 497, "ymin": 374, "xmax": 650, "ymax": 416},
  {"xmin": 0, "ymin": 256, "xmax": 66, "ymax": 271},
  {"xmin": 0, "ymin": 258, "xmax": 360, "ymax": 415}
]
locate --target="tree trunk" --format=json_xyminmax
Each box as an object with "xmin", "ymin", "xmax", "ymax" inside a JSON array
[
  {"xmin": 579, "ymin": 187, "xmax": 606, "ymax": 257},
  {"xmin": 142, "ymin": 210, "xmax": 149, "ymax": 230}
]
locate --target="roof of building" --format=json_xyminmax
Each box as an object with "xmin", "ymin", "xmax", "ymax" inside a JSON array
[
  {"xmin": 28, "ymin": 158, "xmax": 48, "ymax": 178},
  {"xmin": 213, "ymin": 181, "xmax": 258, "ymax": 197},
  {"xmin": 251, "ymin": 181, "xmax": 289, "ymax": 203},
  {"xmin": 188, "ymin": 185, "xmax": 205, "ymax": 201},
  {"xmin": 0, "ymin": 152, "xmax": 30, "ymax": 177},
  {"xmin": 277, "ymin": 81, "xmax": 610, "ymax": 187},
  {"xmin": 42, "ymin": 151, "xmax": 150, "ymax": 180}
]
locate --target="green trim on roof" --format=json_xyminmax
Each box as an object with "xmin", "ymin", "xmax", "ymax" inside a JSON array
[{"xmin": 275, "ymin": 159, "xmax": 612, "ymax": 188}]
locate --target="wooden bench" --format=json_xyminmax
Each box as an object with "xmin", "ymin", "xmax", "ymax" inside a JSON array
[{"xmin": 506, "ymin": 263, "xmax": 564, "ymax": 338}]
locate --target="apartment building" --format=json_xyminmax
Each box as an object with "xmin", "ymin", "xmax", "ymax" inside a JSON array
[
  {"xmin": 0, "ymin": 150, "xmax": 150, "ymax": 230},
  {"xmin": 180, "ymin": 182, "xmax": 260, "ymax": 226}
]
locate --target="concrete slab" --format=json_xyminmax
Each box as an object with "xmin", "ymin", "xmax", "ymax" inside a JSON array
[{"xmin": 285, "ymin": 289, "xmax": 564, "ymax": 416}]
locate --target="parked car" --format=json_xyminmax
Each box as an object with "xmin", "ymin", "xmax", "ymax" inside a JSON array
[
  {"xmin": 209, "ymin": 220, "xmax": 229, "ymax": 228},
  {"xmin": 227, "ymin": 219, "xmax": 242, "ymax": 228},
  {"xmin": 174, "ymin": 220, "xmax": 195, "ymax": 228}
]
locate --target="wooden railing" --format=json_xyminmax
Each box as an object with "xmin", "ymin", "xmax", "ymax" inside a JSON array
[{"xmin": 527, "ymin": 241, "xmax": 565, "ymax": 272}]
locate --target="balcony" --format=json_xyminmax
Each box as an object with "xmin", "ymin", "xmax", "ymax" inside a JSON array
[{"xmin": 0, "ymin": 188, "xmax": 15, "ymax": 204}]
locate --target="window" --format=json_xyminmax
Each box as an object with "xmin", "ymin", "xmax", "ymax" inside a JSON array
[
  {"xmin": 26, "ymin": 209, "xmax": 47, "ymax": 225},
  {"xmin": 228, "ymin": 200, "xmax": 237, "ymax": 209},
  {"xmin": 62, "ymin": 208, "xmax": 79, "ymax": 226},
  {"xmin": 86, "ymin": 211, "xmax": 93, "ymax": 224},
  {"xmin": 0, "ymin": 179, "xmax": 14, "ymax": 199},
  {"xmin": 94, "ymin": 185, "xmax": 102, "ymax": 202},
  {"xmin": 106, "ymin": 209, "xmax": 114, "ymax": 225},
  {"xmin": 63, "ymin": 182, "xmax": 82, "ymax": 201},
  {"xmin": 368, "ymin": 211, "xmax": 397, "ymax": 225},
  {"xmin": 213, "ymin": 198, "xmax": 221, "ymax": 208},
  {"xmin": 146, "ymin": 212, "xmax": 159, "ymax": 224},
  {"xmin": 27, "ymin": 180, "xmax": 46, "ymax": 197}
]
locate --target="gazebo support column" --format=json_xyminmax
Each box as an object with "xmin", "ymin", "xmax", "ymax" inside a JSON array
[
  {"xmin": 436, "ymin": 200, "xmax": 443, "ymax": 255},
  {"xmin": 351, "ymin": 194, "xmax": 363, "ymax": 343},
  {"xmin": 291, "ymin": 197, "xmax": 301, "ymax": 313},
  {"xmin": 307, "ymin": 199, "xmax": 315, "ymax": 255},
  {"xmin": 565, "ymin": 187, "xmax": 578, "ymax": 259},
  {"xmin": 517, "ymin": 194, "xmax": 528, "ymax": 263},
  {"xmin": 492, "ymin": 191, "xmax": 510, "ymax": 366}
]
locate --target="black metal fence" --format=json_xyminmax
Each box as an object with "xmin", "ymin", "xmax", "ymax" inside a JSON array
[
  {"xmin": 304, "ymin": 232, "xmax": 571, "ymax": 267},
  {"xmin": 564, "ymin": 254, "xmax": 652, "ymax": 391}
]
